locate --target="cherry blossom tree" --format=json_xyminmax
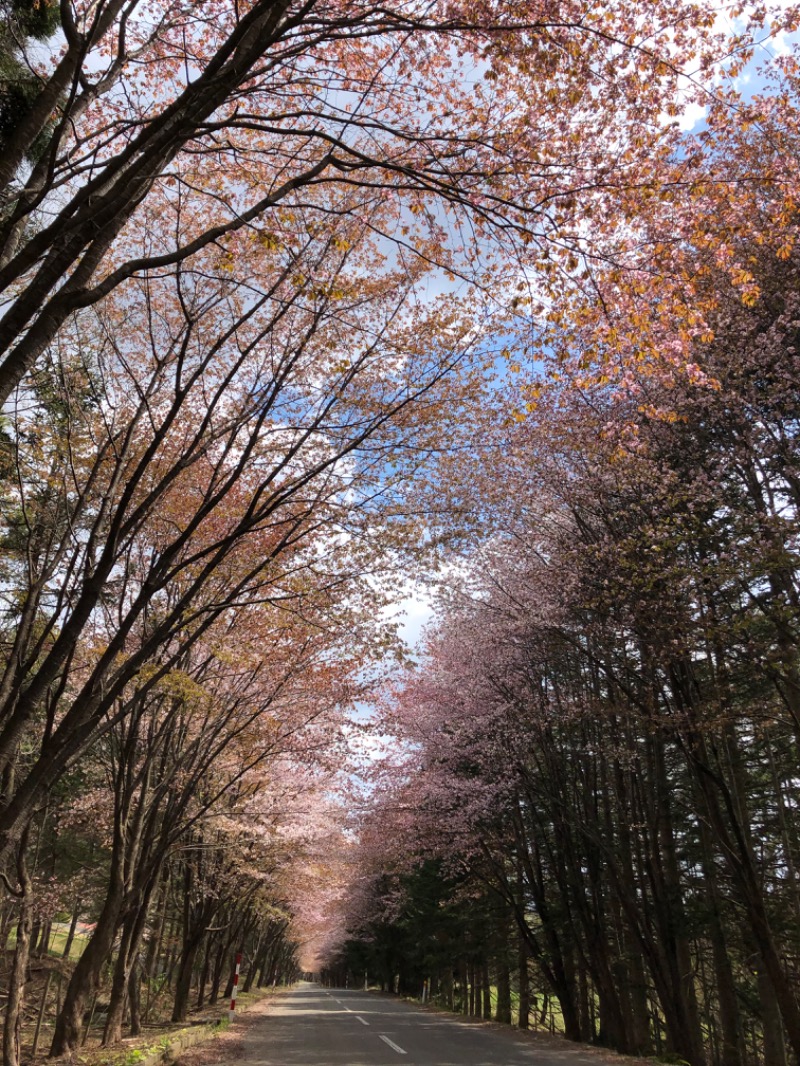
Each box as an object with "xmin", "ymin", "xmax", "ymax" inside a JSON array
[
  {"xmin": 337, "ymin": 226, "xmax": 800, "ymax": 1064},
  {"xmin": 0, "ymin": 0, "xmax": 792, "ymax": 403}
]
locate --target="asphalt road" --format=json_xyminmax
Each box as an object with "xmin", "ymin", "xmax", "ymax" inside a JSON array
[{"xmin": 231, "ymin": 983, "xmax": 611, "ymax": 1066}]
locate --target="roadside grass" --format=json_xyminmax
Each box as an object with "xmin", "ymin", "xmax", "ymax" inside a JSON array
[
  {"xmin": 420, "ymin": 984, "xmax": 566, "ymax": 1035},
  {"xmin": 486, "ymin": 986, "xmax": 565, "ymax": 1034},
  {"xmin": 0, "ymin": 956, "xmax": 284, "ymax": 1066}
]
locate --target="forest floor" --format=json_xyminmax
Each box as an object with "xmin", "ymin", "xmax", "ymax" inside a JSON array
[
  {"xmin": 70, "ymin": 987, "xmax": 279, "ymax": 1066},
  {"xmin": 63, "ymin": 987, "xmax": 285, "ymax": 1066},
  {"xmin": 0, "ymin": 948, "xmax": 280, "ymax": 1066}
]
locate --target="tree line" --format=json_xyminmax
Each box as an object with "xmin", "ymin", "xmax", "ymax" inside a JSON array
[{"xmin": 330, "ymin": 230, "xmax": 800, "ymax": 1066}]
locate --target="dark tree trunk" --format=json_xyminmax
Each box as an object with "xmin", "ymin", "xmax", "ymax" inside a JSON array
[
  {"xmin": 35, "ymin": 920, "xmax": 52, "ymax": 957},
  {"xmin": 210, "ymin": 937, "xmax": 229, "ymax": 1005},
  {"xmin": 759, "ymin": 967, "xmax": 788, "ymax": 1066},
  {"xmin": 51, "ymin": 871, "xmax": 125, "ymax": 1056},
  {"xmin": 172, "ymin": 939, "xmax": 201, "ymax": 1023},
  {"xmin": 518, "ymin": 942, "xmax": 530, "ymax": 1029},
  {"xmin": 129, "ymin": 959, "xmax": 142, "ymax": 1037},
  {"xmin": 495, "ymin": 954, "xmax": 512, "ymax": 1026},
  {"xmin": 62, "ymin": 901, "xmax": 80, "ymax": 959},
  {"xmin": 697, "ymin": 816, "xmax": 745, "ymax": 1066},
  {"xmin": 196, "ymin": 940, "xmax": 211, "ymax": 1009},
  {"xmin": 442, "ymin": 969, "xmax": 453, "ymax": 1011},
  {"xmin": 4, "ymin": 839, "xmax": 32, "ymax": 1066},
  {"xmin": 103, "ymin": 886, "xmax": 155, "ymax": 1046}
]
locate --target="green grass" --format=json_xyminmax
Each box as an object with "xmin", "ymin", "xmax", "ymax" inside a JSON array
[
  {"xmin": 443, "ymin": 985, "xmax": 565, "ymax": 1034},
  {"xmin": 44, "ymin": 927, "xmax": 88, "ymax": 960},
  {"xmin": 6, "ymin": 924, "xmax": 88, "ymax": 961}
]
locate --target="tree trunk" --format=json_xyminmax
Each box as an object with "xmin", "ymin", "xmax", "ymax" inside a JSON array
[
  {"xmin": 459, "ymin": 959, "xmax": 468, "ymax": 1015},
  {"xmin": 482, "ymin": 958, "xmax": 492, "ymax": 1020},
  {"xmin": 651, "ymin": 732, "xmax": 705, "ymax": 1066},
  {"xmin": 172, "ymin": 939, "xmax": 201, "ymax": 1022},
  {"xmin": 442, "ymin": 968, "xmax": 453, "ymax": 1010},
  {"xmin": 35, "ymin": 920, "xmax": 52, "ymax": 957},
  {"xmin": 624, "ymin": 940, "xmax": 652, "ymax": 1056},
  {"xmin": 61, "ymin": 900, "xmax": 80, "ymax": 959},
  {"xmin": 210, "ymin": 937, "xmax": 228, "ymax": 1005},
  {"xmin": 243, "ymin": 931, "xmax": 263, "ymax": 994},
  {"xmin": 495, "ymin": 954, "xmax": 512, "ymax": 1025},
  {"xmin": 759, "ymin": 967, "xmax": 788, "ymax": 1066},
  {"xmin": 697, "ymin": 816, "xmax": 745, "ymax": 1066},
  {"xmin": 692, "ymin": 730, "xmax": 800, "ymax": 1062},
  {"xmin": 31, "ymin": 971, "xmax": 53, "ymax": 1058},
  {"xmin": 3, "ymin": 841, "xmax": 33, "ymax": 1066},
  {"xmin": 50, "ymin": 872, "xmax": 125, "ymax": 1055},
  {"xmin": 103, "ymin": 891, "xmax": 154, "ymax": 1047},
  {"xmin": 143, "ymin": 869, "xmax": 169, "ymax": 1022},
  {"xmin": 196, "ymin": 940, "xmax": 211, "ymax": 1009},
  {"xmin": 129, "ymin": 959, "xmax": 142, "ymax": 1037},
  {"xmin": 610, "ymin": 734, "xmax": 652, "ymax": 1056},
  {"xmin": 518, "ymin": 942, "xmax": 530, "ymax": 1029}
]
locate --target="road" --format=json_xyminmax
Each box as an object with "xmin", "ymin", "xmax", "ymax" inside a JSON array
[{"xmin": 227, "ymin": 983, "xmax": 614, "ymax": 1066}]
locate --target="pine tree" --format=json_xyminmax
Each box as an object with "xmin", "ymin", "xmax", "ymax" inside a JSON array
[{"xmin": 0, "ymin": 0, "xmax": 59, "ymax": 165}]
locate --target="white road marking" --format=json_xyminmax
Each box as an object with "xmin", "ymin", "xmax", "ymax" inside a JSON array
[
  {"xmin": 379, "ymin": 1035, "xmax": 407, "ymax": 1055},
  {"xmin": 356, "ymin": 1016, "xmax": 369, "ymax": 1025}
]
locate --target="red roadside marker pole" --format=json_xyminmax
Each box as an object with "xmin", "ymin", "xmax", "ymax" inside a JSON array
[{"xmin": 229, "ymin": 952, "xmax": 243, "ymax": 1022}]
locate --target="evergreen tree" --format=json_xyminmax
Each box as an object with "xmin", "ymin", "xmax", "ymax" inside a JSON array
[{"xmin": 0, "ymin": 0, "xmax": 59, "ymax": 166}]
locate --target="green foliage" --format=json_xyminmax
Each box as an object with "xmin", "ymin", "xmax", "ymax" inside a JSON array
[
  {"xmin": 0, "ymin": 0, "xmax": 60, "ymax": 162},
  {"xmin": 120, "ymin": 1050, "xmax": 147, "ymax": 1066},
  {"xmin": 330, "ymin": 861, "xmax": 503, "ymax": 998},
  {"xmin": 11, "ymin": 0, "xmax": 60, "ymax": 38}
]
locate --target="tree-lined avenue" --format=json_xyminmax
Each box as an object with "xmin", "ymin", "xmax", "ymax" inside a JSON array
[{"xmin": 1, "ymin": 0, "xmax": 799, "ymax": 1062}]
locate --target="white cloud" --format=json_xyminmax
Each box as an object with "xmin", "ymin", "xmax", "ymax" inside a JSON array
[
  {"xmin": 394, "ymin": 586, "xmax": 434, "ymax": 651},
  {"xmin": 677, "ymin": 100, "xmax": 708, "ymax": 131}
]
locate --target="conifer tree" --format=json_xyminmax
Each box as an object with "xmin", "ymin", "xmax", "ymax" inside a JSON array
[{"xmin": 0, "ymin": 0, "xmax": 59, "ymax": 168}]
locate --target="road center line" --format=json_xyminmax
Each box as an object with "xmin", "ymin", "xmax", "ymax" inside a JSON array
[
  {"xmin": 379, "ymin": 1035, "xmax": 407, "ymax": 1055},
  {"xmin": 356, "ymin": 1015, "xmax": 369, "ymax": 1025}
]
